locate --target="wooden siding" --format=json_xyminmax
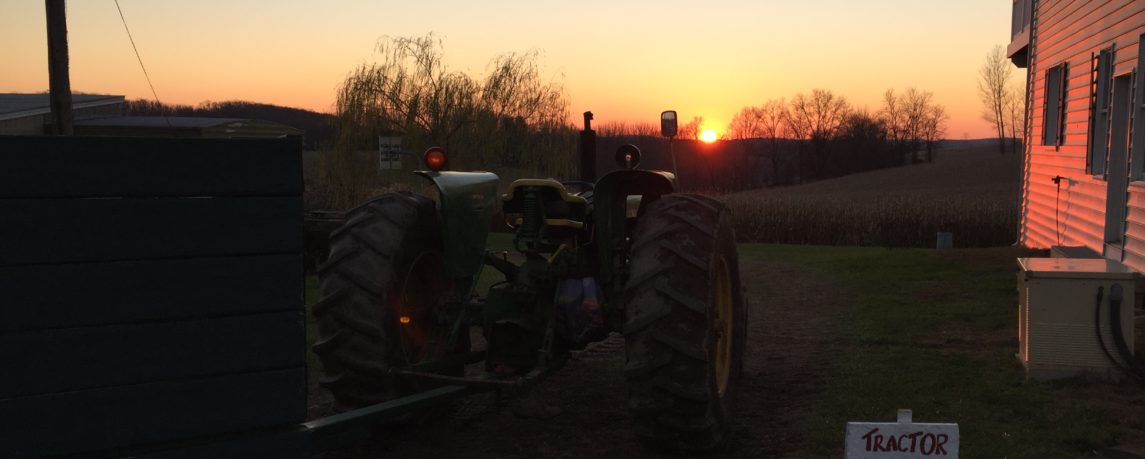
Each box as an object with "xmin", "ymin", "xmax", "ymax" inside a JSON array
[
  {"xmin": 1022, "ymin": 0, "xmax": 1145, "ymax": 271},
  {"xmin": 0, "ymin": 136, "xmax": 306, "ymax": 457}
]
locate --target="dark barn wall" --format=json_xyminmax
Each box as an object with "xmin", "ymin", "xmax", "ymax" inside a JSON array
[{"xmin": 0, "ymin": 136, "xmax": 307, "ymax": 457}]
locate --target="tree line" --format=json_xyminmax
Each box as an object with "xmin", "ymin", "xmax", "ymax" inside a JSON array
[
  {"xmin": 716, "ymin": 88, "xmax": 948, "ymax": 187},
  {"xmin": 591, "ymin": 88, "xmax": 949, "ymax": 191},
  {"xmin": 128, "ymin": 35, "xmax": 971, "ymax": 203}
]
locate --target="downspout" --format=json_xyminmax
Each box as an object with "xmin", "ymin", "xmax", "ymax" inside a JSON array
[{"xmin": 1015, "ymin": 0, "xmax": 1037, "ymax": 247}]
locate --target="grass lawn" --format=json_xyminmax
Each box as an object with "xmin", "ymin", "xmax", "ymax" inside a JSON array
[
  {"xmin": 305, "ymin": 238, "xmax": 1145, "ymax": 457},
  {"xmin": 741, "ymin": 243, "xmax": 1145, "ymax": 458}
]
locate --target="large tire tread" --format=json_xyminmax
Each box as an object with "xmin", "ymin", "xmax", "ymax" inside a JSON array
[
  {"xmin": 623, "ymin": 193, "xmax": 746, "ymax": 452},
  {"xmin": 312, "ymin": 192, "xmax": 438, "ymax": 410}
]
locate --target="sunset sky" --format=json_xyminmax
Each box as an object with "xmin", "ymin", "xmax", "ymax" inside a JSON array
[{"xmin": 1, "ymin": 1, "xmax": 1014, "ymax": 138}]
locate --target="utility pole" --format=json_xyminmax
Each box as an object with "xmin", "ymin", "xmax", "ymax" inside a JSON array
[{"xmin": 46, "ymin": 0, "xmax": 73, "ymax": 135}]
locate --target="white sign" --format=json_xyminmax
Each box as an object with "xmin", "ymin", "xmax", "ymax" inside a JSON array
[
  {"xmin": 378, "ymin": 136, "xmax": 402, "ymax": 171},
  {"xmin": 845, "ymin": 410, "xmax": 959, "ymax": 458}
]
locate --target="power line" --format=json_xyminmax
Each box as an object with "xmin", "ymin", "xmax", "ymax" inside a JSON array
[{"xmin": 114, "ymin": 0, "xmax": 170, "ymax": 127}]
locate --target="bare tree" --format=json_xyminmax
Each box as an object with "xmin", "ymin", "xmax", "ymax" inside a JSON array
[
  {"xmin": 786, "ymin": 89, "xmax": 849, "ymax": 179},
  {"xmin": 758, "ymin": 100, "xmax": 789, "ymax": 185},
  {"xmin": 921, "ymin": 104, "xmax": 948, "ymax": 162},
  {"xmin": 679, "ymin": 116, "xmax": 704, "ymax": 140},
  {"xmin": 1004, "ymin": 82, "xmax": 1025, "ymax": 154},
  {"xmin": 903, "ymin": 87, "xmax": 934, "ymax": 163},
  {"xmin": 727, "ymin": 106, "xmax": 764, "ymax": 140},
  {"xmin": 979, "ymin": 45, "xmax": 1013, "ymax": 154},
  {"xmin": 837, "ymin": 109, "xmax": 890, "ymax": 172},
  {"xmin": 726, "ymin": 106, "xmax": 769, "ymax": 187},
  {"xmin": 726, "ymin": 101, "xmax": 792, "ymax": 185},
  {"xmin": 880, "ymin": 88, "xmax": 913, "ymax": 165},
  {"xmin": 880, "ymin": 89, "xmax": 907, "ymax": 146}
]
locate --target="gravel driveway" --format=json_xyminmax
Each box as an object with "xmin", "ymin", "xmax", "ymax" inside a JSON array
[{"xmin": 309, "ymin": 256, "xmax": 849, "ymax": 458}]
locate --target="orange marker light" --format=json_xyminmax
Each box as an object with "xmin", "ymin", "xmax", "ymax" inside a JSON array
[
  {"xmin": 424, "ymin": 147, "xmax": 448, "ymax": 171},
  {"xmin": 399, "ymin": 315, "xmax": 411, "ymax": 325}
]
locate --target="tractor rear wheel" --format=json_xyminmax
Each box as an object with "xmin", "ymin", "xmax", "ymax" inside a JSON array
[
  {"xmin": 312, "ymin": 192, "xmax": 463, "ymax": 411},
  {"xmin": 622, "ymin": 193, "xmax": 747, "ymax": 451}
]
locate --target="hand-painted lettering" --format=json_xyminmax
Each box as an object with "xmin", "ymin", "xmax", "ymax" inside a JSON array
[
  {"xmin": 861, "ymin": 428, "xmax": 950, "ymax": 455},
  {"xmin": 920, "ymin": 433, "xmax": 935, "ymax": 454},
  {"xmin": 862, "ymin": 428, "xmax": 881, "ymax": 451},
  {"xmin": 935, "ymin": 434, "xmax": 949, "ymax": 455}
]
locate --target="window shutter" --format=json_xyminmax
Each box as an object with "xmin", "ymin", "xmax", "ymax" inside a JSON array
[
  {"xmin": 1090, "ymin": 47, "xmax": 1115, "ymax": 176},
  {"xmin": 1058, "ymin": 63, "xmax": 1069, "ymax": 146}
]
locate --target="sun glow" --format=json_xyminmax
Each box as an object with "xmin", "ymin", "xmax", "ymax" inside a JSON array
[{"xmin": 699, "ymin": 129, "xmax": 718, "ymax": 144}]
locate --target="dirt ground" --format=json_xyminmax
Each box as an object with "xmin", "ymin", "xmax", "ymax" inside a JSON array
[{"xmin": 307, "ymin": 256, "xmax": 847, "ymax": 458}]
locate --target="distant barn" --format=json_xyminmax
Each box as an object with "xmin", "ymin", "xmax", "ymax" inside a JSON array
[
  {"xmin": 75, "ymin": 116, "xmax": 302, "ymax": 140},
  {"xmin": 0, "ymin": 93, "xmax": 302, "ymax": 141},
  {"xmin": 0, "ymin": 93, "xmax": 123, "ymax": 135},
  {"xmin": 1009, "ymin": 1, "xmax": 1145, "ymax": 268}
]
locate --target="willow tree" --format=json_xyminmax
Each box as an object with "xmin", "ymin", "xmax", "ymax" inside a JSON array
[
  {"xmin": 324, "ymin": 34, "xmax": 573, "ymax": 208},
  {"xmin": 475, "ymin": 51, "xmax": 574, "ymax": 175},
  {"xmin": 335, "ymin": 35, "xmax": 479, "ymax": 157}
]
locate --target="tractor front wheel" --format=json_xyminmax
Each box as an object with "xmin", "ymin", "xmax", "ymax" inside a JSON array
[
  {"xmin": 622, "ymin": 193, "xmax": 747, "ymax": 451},
  {"xmin": 312, "ymin": 192, "xmax": 463, "ymax": 411}
]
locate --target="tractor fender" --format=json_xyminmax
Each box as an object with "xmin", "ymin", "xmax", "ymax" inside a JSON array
[{"xmin": 415, "ymin": 171, "xmax": 500, "ymax": 297}]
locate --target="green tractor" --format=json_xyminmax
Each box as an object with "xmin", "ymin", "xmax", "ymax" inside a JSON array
[{"xmin": 312, "ymin": 111, "xmax": 747, "ymax": 451}]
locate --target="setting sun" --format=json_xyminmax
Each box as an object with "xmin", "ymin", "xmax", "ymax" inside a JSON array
[{"xmin": 699, "ymin": 129, "xmax": 718, "ymax": 143}]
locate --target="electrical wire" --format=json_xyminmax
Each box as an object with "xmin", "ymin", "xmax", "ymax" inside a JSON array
[
  {"xmin": 114, "ymin": 0, "xmax": 171, "ymax": 127},
  {"xmin": 1093, "ymin": 286, "xmax": 1122, "ymax": 370},
  {"xmin": 1106, "ymin": 284, "xmax": 1145, "ymax": 377},
  {"xmin": 1094, "ymin": 284, "xmax": 1145, "ymax": 381}
]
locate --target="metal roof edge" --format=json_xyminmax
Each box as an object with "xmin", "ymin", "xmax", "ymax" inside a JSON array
[{"xmin": 0, "ymin": 95, "xmax": 125, "ymax": 122}]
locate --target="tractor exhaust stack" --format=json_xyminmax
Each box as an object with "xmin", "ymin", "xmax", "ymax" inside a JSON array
[{"xmin": 580, "ymin": 111, "xmax": 596, "ymax": 182}]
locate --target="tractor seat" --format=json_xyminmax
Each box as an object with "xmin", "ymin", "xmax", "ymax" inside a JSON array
[{"xmin": 501, "ymin": 179, "xmax": 588, "ymax": 233}]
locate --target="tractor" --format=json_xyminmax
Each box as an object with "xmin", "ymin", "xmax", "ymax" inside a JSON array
[{"xmin": 312, "ymin": 111, "xmax": 747, "ymax": 451}]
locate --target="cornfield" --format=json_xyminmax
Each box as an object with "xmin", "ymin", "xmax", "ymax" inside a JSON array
[
  {"xmin": 722, "ymin": 193, "xmax": 1019, "ymax": 248},
  {"xmin": 719, "ymin": 145, "xmax": 1023, "ymax": 248}
]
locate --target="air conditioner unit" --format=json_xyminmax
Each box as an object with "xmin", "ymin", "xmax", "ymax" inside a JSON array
[{"xmin": 1017, "ymin": 257, "xmax": 1137, "ymax": 380}]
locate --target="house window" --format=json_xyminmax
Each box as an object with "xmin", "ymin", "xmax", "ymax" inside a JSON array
[
  {"xmin": 1088, "ymin": 47, "xmax": 1115, "ymax": 176},
  {"xmin": 1043, "ymin": 63, "xmax": 1068, "ymax": 147}
]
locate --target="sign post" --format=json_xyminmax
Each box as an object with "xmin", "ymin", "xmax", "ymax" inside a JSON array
[
  {"xmin": 378, "ymin": 136, "xmax": 402, "ymax": 171},
  {"xmin": 844, "ymin": 410, "xmax": 959, "ymax": 458}
]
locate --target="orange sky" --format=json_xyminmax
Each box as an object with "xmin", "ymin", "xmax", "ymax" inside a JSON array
[{"xmin": 1, "ymin": 1, "xmax": 1016, "ymax": 138}]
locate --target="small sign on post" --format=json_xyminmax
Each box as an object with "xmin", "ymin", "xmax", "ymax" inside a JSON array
[
  {"xmin": 845, "ymin": 410, "xmax": 959, "ymax": 458},
  {"xmin": 378, "ymin": 136, "xmax": 402, "ymax": 171}
]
